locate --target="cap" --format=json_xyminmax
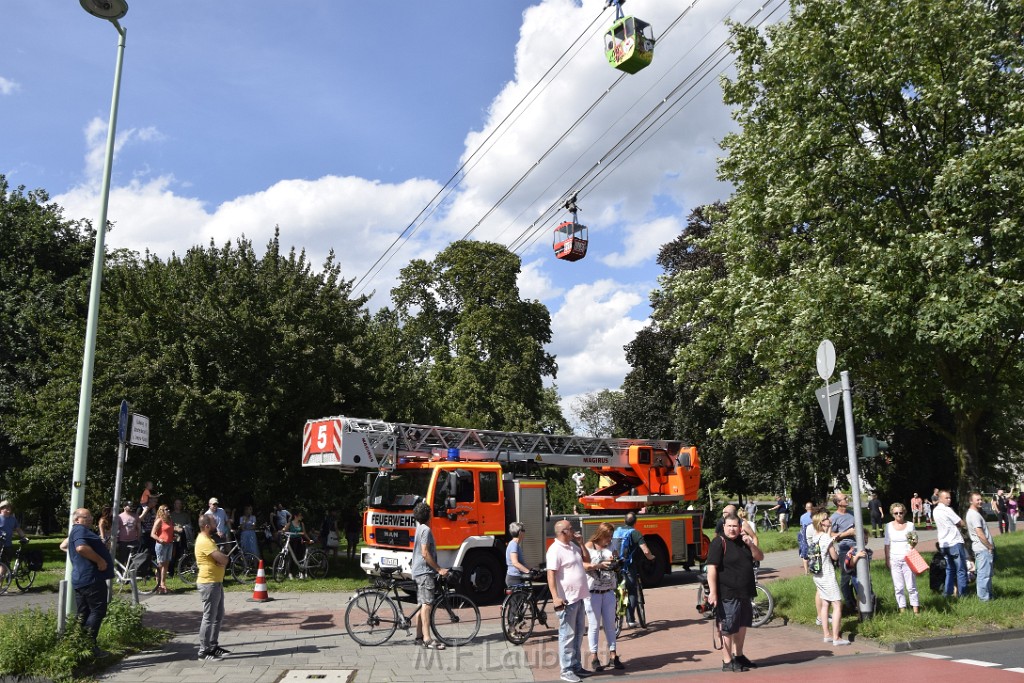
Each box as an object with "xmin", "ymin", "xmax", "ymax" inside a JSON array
[
  {"xmin": 0, "ymin": 500, "xmax": 10, "ymax": 509},
  {"xmin": 209, "ymin": 498, "xmax": 219, "ymax": 505}
]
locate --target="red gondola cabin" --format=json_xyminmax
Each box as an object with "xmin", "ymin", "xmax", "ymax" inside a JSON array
[{"xmin": 553, "ymin": 220, "xmax": 588, "ymax": 262}]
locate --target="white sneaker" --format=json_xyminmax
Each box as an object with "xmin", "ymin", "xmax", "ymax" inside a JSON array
[
  {"xmin": 815, "ymin": 617, "xmax": 822, "ymax": 625},
  {"xmin": 823, "ymin": 637, "xmax": 832, "ymax": 643},
  {"xmin": 833, "ymin": 638, "xmax": 851, "ymax": 646},
  {"xmin": 560, "ymin": 672, "xmax": 582, "ymax": 683}
]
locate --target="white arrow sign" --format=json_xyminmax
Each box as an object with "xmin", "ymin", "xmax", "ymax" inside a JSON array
[{"xmin": 815, "ymin": 381, "xmax": 843, "ymax": 435}]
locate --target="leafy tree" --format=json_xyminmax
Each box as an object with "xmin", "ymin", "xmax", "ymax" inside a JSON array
[
  {"xmin": 8, "ymin": 230, "xmax": 374, "ymax": 518},
  {"xmin": 661, "ymin": 0, "xmax": 1024, "ymax": 501},
  {"xmin": 571, "ymin": 389, "xmax": 622, "ymax": 438},
  {"xmin": 390, "ymin": 241, "xmax": 559, "ymax": 431},
  {"xmin": 0, "ymin": 177, "xmax": 93, "ymax": 520}
]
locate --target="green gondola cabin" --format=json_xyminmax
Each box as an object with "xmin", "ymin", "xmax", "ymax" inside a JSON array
[{"xmin": 604, "ymin": 15, "xmax": 655, "ymax": 74}]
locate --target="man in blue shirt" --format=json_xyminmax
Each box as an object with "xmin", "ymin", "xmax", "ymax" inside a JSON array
[
  {"xmin": 0, "ymin": 500, "xmax": 28, "ymax": 566},
  {"xmin": 60, "ymin": 508, "xmax": 115, "ymax": 657}
]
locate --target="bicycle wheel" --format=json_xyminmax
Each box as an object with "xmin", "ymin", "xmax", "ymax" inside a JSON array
[
  {"xmin": 0, "ymin": 562, "xmax": 11, "ymax": 594},
  {"xmin": 636, "ymin": 583, "xmax": 647, "ymax": 629},
  {"xmin": 14, "ymin": 561, "xmax": 36, "ymax": 592},
  {"xmin": 751, "ymin": 583, "xmax": 774, "ymax": 627},
  {"xmin": 344, "ymin": 590, "xmax": 399, "ymax": 646},
  {"xmin": 229, "ymin": 552, "xmax": 257, "ymax": 583},
  {"xmin": 133, "ymin": 563, "xmax": 159, "ymax": 595},
  {"xmin": 501, "ymin": 591, "xmax": 535, "ymax": 645},
  {"xmin": 430, "ymin": 592, "xmax": 481, "ymax": 647},
  {"xmin": 305, "ymin": 549, "xmax": 329, "ymax": 579},
  {"xmin": 272, "ymin": 554, "xmax": 289, "ymax": 582},
  {"xmin": 177, "ymin": 553, "xmax": 197, "ymax": 585}
]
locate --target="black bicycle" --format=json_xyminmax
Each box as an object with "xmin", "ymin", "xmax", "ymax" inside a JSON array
[
  {"xmin": 0, "ymin": 535, "xmax": 40, "ymax": 594},
  {"xmin": 696, "ymin": 566, "xmax": 774, "ymax": 628},
  {"xmin": 345, "ymin": 566, "xmax": 480, "ymax": 647},
  {"xmin": 501, "ymin": 569, "xmax": 553, "ymax": 644},
  {"xmin": 177, "ymin": 533, "xmax": 261, "ymax": 585}
]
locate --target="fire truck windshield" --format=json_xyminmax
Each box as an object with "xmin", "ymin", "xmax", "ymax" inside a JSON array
[{"xmin": 368, "ymin": 469, "xmax": 433, "ymax": 509}]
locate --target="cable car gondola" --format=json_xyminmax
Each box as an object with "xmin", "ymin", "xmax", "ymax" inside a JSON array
[
  {"xmin": 604, "ymin": 0, "xmax": 655, "ymax": 74},
  {"xmin": 553, "ymin": 195, "xmax": 587, "ymax": 262}
]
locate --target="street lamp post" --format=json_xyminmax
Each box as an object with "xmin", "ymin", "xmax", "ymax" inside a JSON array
[{"xmin": 62, "ymin": 0, "xmax": 129, "ymax": 619}]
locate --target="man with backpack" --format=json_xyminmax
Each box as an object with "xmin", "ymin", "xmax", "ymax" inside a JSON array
[{"xmin": 613, "ymin": 512, "xmax": 655, "ymax": 628}]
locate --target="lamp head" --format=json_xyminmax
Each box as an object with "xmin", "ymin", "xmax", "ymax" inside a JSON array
[{"xmin": 80, "ymin": 0, "xmax": 128, "ymax": 21}]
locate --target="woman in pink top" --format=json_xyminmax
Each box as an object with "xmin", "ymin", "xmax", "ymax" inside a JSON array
[{"xmin": 151, "ymin": 505, "xmax": 176, "ymax": 593}]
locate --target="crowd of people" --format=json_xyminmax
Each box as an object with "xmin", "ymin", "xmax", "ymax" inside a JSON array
[{"xmin": 49, "ymin": 485, "xmax": 366, "ymax": 662}]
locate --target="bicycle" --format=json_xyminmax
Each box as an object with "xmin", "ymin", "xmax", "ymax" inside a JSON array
[
  {"xmin": 271, "ymin": 532, "xmax": 328, "ymax": 581},
  {"xmin": 345, "ymin": 565, "xmax": 480, "ymax": 647},
  {"xmin": 112, "ymin": 543, "xmax": 159, "ymax": 596},
  {"xmin": 0, "ymin": 535, "xmax": 41, "ymax": 594},
  {"xmin": 760, "ymin": 511, "xmax": 781, "ymax": 533},
  {"xmin": 615, "ymin": 560, "xmax": 646, "ymax": 636},
  {"xmin": 696, "ymin": 566, "xmax": 774, "ymax": 628},
  {"xmin": 177, "ymin": 532, "xmax": 261, "ymax": 585},
  {"xmin": 500, "ymin": 569, "xmax": 552, "ymax": 644}
]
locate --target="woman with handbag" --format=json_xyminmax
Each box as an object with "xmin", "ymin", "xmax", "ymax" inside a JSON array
[
  {"xmin": 883, "ymin": 503, "xmax": 920, "ymax": 614},
  {"xmin": 810, "ymin": 511, "xmax": 849, "ymax": 645}
]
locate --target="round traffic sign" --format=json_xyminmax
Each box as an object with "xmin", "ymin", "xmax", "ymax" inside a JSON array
[{"xmin": 816, "ymin": 340, "xmax": 836, "ymax": 380}]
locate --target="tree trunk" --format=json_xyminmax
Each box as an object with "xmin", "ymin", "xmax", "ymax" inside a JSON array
[{"xmin": 953, "ymin": 410, "xmax": 982, "ymax": 507}]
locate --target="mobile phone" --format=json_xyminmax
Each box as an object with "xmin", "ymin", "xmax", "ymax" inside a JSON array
[{"xmin": 554, "ymin": 602, "xmax": 565, "ymax": 612}]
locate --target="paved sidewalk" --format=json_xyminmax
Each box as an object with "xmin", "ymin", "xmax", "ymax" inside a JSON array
[{"xmin": 95, "ymin": 539, "xmax": 895, "ymax": 683}]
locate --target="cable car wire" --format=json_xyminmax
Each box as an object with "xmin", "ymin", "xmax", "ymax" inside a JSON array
[
  {"xmin": 511, "ymin": 0, "xmax": 790, "ymax": 256},
  {"xmin": 351, "ymin": 8, "xmax": 607, "ymax": 297}
]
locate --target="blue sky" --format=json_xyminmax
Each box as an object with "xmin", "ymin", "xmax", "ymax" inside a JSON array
[{"xmin": 2, "ymin": 0, "xmax": 783, "ymax": 428}]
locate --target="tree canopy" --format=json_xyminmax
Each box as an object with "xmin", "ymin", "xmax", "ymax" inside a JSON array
[{"xmin": 656, "ymin": 0, "xmax": 1024, "ymax": 500}]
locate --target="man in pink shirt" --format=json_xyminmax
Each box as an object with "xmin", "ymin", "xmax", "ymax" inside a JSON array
[{"xmin": 547, "ymin": 519, "xmax": 592, "ymax": 683}]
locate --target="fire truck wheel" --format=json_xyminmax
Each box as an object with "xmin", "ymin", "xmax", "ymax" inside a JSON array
[
  {"xmin": 639, "ymin": 537, "xmax": 669, "ymax": 587},
  {"xmin": 461, "ymin": 551, "xmax": 504, "ymax": 604}
]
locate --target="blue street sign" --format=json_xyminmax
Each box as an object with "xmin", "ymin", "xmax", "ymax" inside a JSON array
[{"xmin": 118, "ymin": 399, "xmax": 129, "ymax": 443}]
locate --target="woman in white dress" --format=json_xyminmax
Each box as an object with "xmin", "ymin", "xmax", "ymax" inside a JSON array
[
  {"xmin": 884, "ymin": 502, "xmax": 919, "ymax": 613},
  {"xmin": 810, "ymin": 511, "xmax": 849, "ymax": 645}
]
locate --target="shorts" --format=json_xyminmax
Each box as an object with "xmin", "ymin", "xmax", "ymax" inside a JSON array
[
  {"xmin": 716, "ymin": 597, "xmax": 753, "ymax": 635},
  {"xmin": 154, "ymin": 542, "xmax": 173, "ymax": 564},
  {"xmin": 778, "ymin": 513, "xmax": 788, "ymax": 524},
  {"xmin": 415, "ymin": 574, "xmax": 436, "ymax": 604}
]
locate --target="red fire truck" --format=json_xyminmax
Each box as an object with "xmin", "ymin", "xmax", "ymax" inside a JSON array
[{"xmin": 302, "ymin": 416, "xmax": 708, "ymax": 602}]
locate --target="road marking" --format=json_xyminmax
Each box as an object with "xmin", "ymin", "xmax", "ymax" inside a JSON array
[
  {"xmin": 951, "ymin": 659, "xmax": 1002, "ymax": 668},
  {"xmin": 911, "ymin": 653, "xmax": 951, "ymax": 659},
  {"xmin": 1003, "ymin": 668, "xmax": 1024, "ymax": 674}
]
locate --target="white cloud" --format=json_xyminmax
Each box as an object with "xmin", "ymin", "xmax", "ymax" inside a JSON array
[
  {"xmin": 83, "ymin": 117, "xmax": 165, "ymax": 184},
  {"xmin": 601, "ymin": 215, "xmax": 682, "ymax": 267},
  {"xmin": 549, "ymin": 279, "xmax": 649, "ymax": 397},
  {"xmin": 0, "ymin": 76, "xmax": 20, "ymax": 95}
]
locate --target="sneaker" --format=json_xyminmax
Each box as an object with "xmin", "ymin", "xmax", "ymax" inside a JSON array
[
  {"xmin": 574, "ymin": 669, "xmax": 592, "ymax": 678},
  {"xmin": 591, "ymin": 655, "xmax": 603, "ymax": 671},
  {"xmin": 722, "ymin": 660, "xmax": 748, "ymax": 672},
  {"xmin": 815, "ymin": 617, "xmax": 822, "ymax": 625},
  {"xmin": 612, "ymin": 655, "xmax": 625, "ymax": 670},
  {"xmin": 202, "ymin": 650, "xmax": 223, "ymax": 661},
  {"xmin": 735, "ymin": 655, "xmax": 758, "ymax": 669},
  {"xmin": 823, "ymin": 637, "xmax": 833, "ymax": 643},
  {"xmin": 92, "ymin": 647, "xmax": 112, "ymax": 659},
  {"xmin": 210, "ymin": 646, "xmax": 231, "ymax": 656},
  {"xmin": 626, "ymin": 621, "xmax": 637, "ymax": 628},
  {"xmin": 833, "ymin": 638, "xmax": 851, "ymax": 646},
  {"xmin": 560, "ymin": 672, "xmax": 582, "ymax": 683}
]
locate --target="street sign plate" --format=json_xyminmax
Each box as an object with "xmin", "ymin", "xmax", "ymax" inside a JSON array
[
  {"xmin": 129, "ymin": 413, "xmax": 150, "ymax": 448},
  {"xmin": 815, "ymin": 381, "xmax": 842, "ymax": 435},
  {"xmin": 118, "ymin": 399, "xmax": 129, "ymax": 443},
  {"xmin": 816, "ymin": 340, "xmax": 836, "ymax": 381}
]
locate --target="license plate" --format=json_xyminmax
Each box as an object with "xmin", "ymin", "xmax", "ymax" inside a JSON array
[{"xmin": 380, "ymin": 557, "xmax": 399, "ymax": 567}]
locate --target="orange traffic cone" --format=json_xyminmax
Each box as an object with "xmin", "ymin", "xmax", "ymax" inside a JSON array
[{"xmin": 247, "ymin": 560, "xmax": 273, "ymax": 602}]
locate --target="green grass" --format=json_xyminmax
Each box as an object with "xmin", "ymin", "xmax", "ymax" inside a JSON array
[
  {"xmin": 0, "ymin": 598, "xmax": 170, "ymax": 682},
  {"xmin": 754, "ymin": 529, "xmax": 800, "ymax": 554},
  {"xmin": 767, "ymin": 533, "xmax": 1024, "ymax": 644}
]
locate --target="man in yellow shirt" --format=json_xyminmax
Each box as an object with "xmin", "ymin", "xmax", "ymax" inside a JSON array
[{"xmin": 196, "ymin": 513, "xmax": 229, "ymax": 660}]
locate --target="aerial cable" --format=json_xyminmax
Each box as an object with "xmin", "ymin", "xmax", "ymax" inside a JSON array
[
  {"xmin": 351, "ymin": 8, "xmax": 606, "ymax": 297},
  {"xmin": 511, "ymin": 0, "xmax": 790, "ymax": 256},
  {"xmin": 460, "ymin": 0, "xmax": 708, "ymax": 248}
]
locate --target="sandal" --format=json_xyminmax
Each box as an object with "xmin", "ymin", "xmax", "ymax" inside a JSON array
[{"xmin": 423, "ymin": 640, "xmax": 446, "ymax": 650}]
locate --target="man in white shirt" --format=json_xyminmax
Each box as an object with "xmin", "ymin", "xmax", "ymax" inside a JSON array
[
  {"xmin": 933, "ymin": 490, "xmax": 967, "ymax": 597},
  {"xmin": 966, "ymin": 491, "xmax": 995, "ymax": 600},
  {"xmin": 547, "ymin": 519, "xmax": 592, "ymax": 683}
]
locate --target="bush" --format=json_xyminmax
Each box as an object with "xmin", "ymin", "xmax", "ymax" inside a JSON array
[
  {"xmin": 0, "ymin": 598, "xmax": 167, "ymax": 682},
  {"xmin": 0, "ymin": 607, "xmax": 92, "ymax": 682}
]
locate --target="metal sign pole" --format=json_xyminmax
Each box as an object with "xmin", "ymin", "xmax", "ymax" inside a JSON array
[{"xmin": 840, "ymin": 370, "xmax": 874, "ymax": 620}]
